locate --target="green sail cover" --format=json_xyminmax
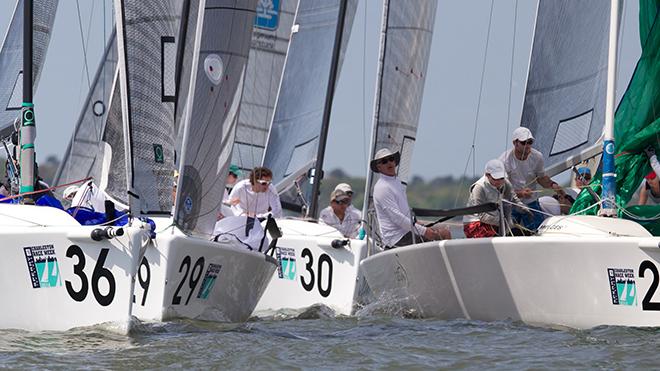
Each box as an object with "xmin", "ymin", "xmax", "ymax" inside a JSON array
[{"xmin": 570, "ymin": 0, "xmax": 660, "ymax": 235}]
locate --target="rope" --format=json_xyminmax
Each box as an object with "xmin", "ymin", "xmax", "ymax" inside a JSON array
[
  {"xmin": 0, "ymin": 177, "xmax": 93, "ymax": 202},
  {"xmin": 504, "ymin": 0, "xmax": 518, "ymax": 152}
]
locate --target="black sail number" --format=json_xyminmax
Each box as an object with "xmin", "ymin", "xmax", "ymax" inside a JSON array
[
  {"xmin": 66, "ymin": 245, "xmax": 88, "ymax": 302},
  {"xmin": 299, "ymin": 248, "xmax": 333, "ymax": 297},
  {"xmin": 138, "ymin": 257, "xmax": 151, "ymax": 306},
  {"xmin": 639, "ymin": 260, "xmax": 660, "ymax": 311},
  {"xmin": 300, "ymin": 248, "xmax": 315, "ymax": 291},
  {"xmin": 172, "ymin": 256, "xmax": 205, "ymax": 305},
  {"xmin": 65, "ymin": 245, "xmax": 116, "ymax": 306}
]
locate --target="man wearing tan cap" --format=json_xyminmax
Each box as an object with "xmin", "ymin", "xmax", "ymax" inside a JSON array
[
  {"xmin": 320, "ymin": 189, "xmax": 360, "ymax": 238},
  {"xmin": 334, "ymin": 182, "xmax": 361, "ymax": 218},
  {"xmin": 371, "ymin": 148, "xmax": 450, "ymax": 248}
]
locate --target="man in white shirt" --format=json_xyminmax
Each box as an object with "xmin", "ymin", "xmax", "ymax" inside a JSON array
[
  {"xmin": 228, "ymin": 166, "xmax": 283, "ymax": 218},
  {"xmin": 499, "ymin": 127, "xmax": 564, "ymax": 231},
  {"xmin": 371, "ymin": 148, "xmax": 450, "ymax": 248},
  {"xmin": 320, "ymin": 189, "xmax": 360, "ymax": 238},
  {"xmin": 334, "ymin": 182, "xmax": 362, "ymax": 219}
]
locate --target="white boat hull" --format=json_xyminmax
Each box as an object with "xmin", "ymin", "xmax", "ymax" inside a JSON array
[
  {"xmin": 253, "ymin": 219, "xmax": 369, "ymax": 316},
  {"xmin": 0, "ymin": 205, "xmax": 144, "ymax": 332},
  {"xmin": 360, "ymin": 216, "xmax": 660, "ymax": 329},
  {"xmin": 131, "ymin": 220, "xmax": 277, "ymax": 323}
]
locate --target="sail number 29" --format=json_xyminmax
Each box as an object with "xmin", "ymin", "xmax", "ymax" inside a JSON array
[{"xmin": 639, "ymin": 260, "xmax": 660, "ymax": 311}]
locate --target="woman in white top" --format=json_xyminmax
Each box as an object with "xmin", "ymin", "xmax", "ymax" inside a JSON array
[{"xmin": 228, "ymin": 167, "xmax": 283, "ymax": 218}]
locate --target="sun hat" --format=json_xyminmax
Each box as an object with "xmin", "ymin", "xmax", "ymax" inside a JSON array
[
  {"xmin": 512, "ymin": 127, "xmax": 534, "ymax": 142},
  {"xmin": 334, "ymin": 183, "xmax": 353, "ymax": 194},
  {"xmin": 484, "ymin": 159, "xmax": 506, "ymax": 179},
  {"xmin": 330, "ymin": 189, "xmax": 350, "ymax": 202},
  {"xmin": 63, "ymin": 185, "xmax": 79, "ymax": 200},
  {"xmin": 228, "ymin": 164, "xmax": 241, "ymax": 177},
  {"xmin": 370, "ymin": 148, "xmax": 400, "ymax": 173}
]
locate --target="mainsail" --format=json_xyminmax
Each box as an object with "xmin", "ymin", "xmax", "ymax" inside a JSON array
[
  {"xmin": 174, "ymin": 0, "xmax": 258, "ymax": 235},
  {"xmin": 114, "ymin": 0, "xmax": 179, "ymax": 216},
  {"xmin": 521, "ymin": 0, "xmax": 615, "ymax": 177},
  {"xmin": 231, "ymin": 0, "xmax": 298, "ymax": 174},
  {"xmin": 262, "ymin": 0, "xmax": 357, "ymax": 195},
  {"xmin": 53, "ymin": 32, "xmax": 120, "ymax": 196},
  {"xmin": 0, "ymin": 0, "xmax": 58, "ymax": 140},
  {"xmin": 362, "ymin": 0, "xmax": 437, "ymax": 216}
]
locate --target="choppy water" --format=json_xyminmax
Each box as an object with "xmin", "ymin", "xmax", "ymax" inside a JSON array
[{"xmin": 2, "ymin": 305, "xmax": 660, "ymax": 370}]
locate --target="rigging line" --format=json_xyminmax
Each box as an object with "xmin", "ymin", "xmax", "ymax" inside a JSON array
[
  {"xmin": 455, "ymin": 0, "xmax": 496, "ymax": 207},
  {"xmin": 75, "ymin": 0, "xmax": 92, "ymax": 90},
  {"xmin": 505, "ymin": 0, "xmax": 518, "ymax": 152},
  {"xmin": 361, "ymin": 0, "xmax": 368, "ymax": 169}
]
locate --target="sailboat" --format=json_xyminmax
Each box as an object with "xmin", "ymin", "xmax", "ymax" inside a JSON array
[
  {"xmin": 359, "ymin": 0, "xmax": 660, "ymax": 329},
  {"xmin": 253, "ymin": 0, "xmax": 437, "ymax": 316},
  {"xmin": 0, "ymin": 0, "xmax": 147, "ymax": 333},
  {"xmin": 112, "ymin": 0, "xmax": 276, "ymax": 323}
]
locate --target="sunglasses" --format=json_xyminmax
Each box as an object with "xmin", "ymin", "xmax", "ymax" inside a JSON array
[
  {"xmin": 378, "ymin": 156, "xmax": 397, "ymax": 165},
  {"xmin": 517, "ymin": 139, "xmax": 534, "ymax": 146},
  {"xmin": 333, "ymin": 199, "xmax": 349, "ymax": 205},
  {"xmin": 256, "ymin": 179, "xmax": 271, "ymax": 186},
  {"xmin": 346, "ymin": 191, "xmax": 353, "ymax": 196}
]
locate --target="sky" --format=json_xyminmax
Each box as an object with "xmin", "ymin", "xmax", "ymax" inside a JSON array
[{"xmin": 0, "ymin": 0, "xmax": 643, "ymax": 180}]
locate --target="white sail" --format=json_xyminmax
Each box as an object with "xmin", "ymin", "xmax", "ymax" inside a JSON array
[
  {"xmin": 174, "ymin": 0, "xmax": 258, "ymax": 235},
  {"xmin": 521, "ymin": 0, "xmax": 616, "ymax": 177},
  {"xmin": 53, "ymin": 32, "xmax": 120, "ymax": 196},
  {"xmin": 0, "ymin": 0, "xmax": 58, "ymax": 139},
  {"xmin": 231, "ymin": 0, "xmax": 299, "ymax": 174},
  {"xmin": 262, "ymin": 0, "xmax": 357, "ymax": 193},
  {"xmin": 363, "ymin": 0, "xmax": 437, "ymax": 217},
  {"xmin": 114, "ymin": 0, "xmax": 179, "ymax": 216}
]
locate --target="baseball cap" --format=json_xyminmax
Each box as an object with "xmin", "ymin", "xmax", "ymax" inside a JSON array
[
  {"xmin": 228, "ymin": 164, "xmax": 241, "ymax": 177},
  {"xmin": 63, "ymin": 185, "xmax": 79, "ymax": 200},
  {"xmin": 330, "ymin": 189, "xmax": 350, "ymax": 202},
  {"xmin": 577, "ymin": 167, "xmax": 591, "ymax": 176},
  {"xmin": 512, "ymin": 127, "xmax": 534, "ymax": 142},
  {"xmin": 334, "ymin": 183, "xmax": 353, "ymax": 194},
  {"xmin": 485, "ymin": 159, "xmax": 506, "ymax": 179}
]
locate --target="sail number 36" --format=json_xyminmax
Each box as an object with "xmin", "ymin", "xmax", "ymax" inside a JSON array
[{"xmin": 65, "ymin": 245, "xmax": 116, "ymax": 306}]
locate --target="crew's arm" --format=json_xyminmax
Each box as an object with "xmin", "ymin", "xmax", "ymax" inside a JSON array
[{"xmin": 379, "ymin": 191, "xmax": 427, "ymax": 236}]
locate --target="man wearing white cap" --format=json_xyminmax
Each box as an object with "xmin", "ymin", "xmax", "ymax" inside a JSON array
[
  {"xmin": 371, "ymin": 148, "xmax": 450, "ymax": 248},
  {"xmin": 498, "ymin": 127, "xmax": 564, "ymax": 231},
  {"xmin": 334, "ymin": 182, "xmax": 361, "ymax": 219},
  {"xmin": 320, "ymin": 189, "xmax": 360, "ymax": 238},
  {"xmin": 464, "ymin": 159, "xmax": 527, "ymax": 238}
]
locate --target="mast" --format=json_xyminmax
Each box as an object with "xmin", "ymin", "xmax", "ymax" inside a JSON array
[
  {"xmin": 599, "ymin": 0, "xmax": 619, "ymax": 216},
  {"xmin": 19, "ymin": 0, "xmax": 36, "ymax": 202},
  {"xmin": 308, "ymin": 0, "xmax": 348, "ymax": 219}
]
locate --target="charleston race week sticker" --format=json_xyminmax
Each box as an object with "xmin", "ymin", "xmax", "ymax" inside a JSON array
[
  {"xmin": 24, "ymin": 244, "xmax": 62, "ymax": 289},
  {"xmin": 608, "ymin": 268, "xmax": 637, "ymax": 306},
  {"xmin": 276, "ymin": 247, "xmax": 296, "ymax": 280},
  {"xmin": 197, "ymin": 263, "xmax": 222, "ymax": 300}
]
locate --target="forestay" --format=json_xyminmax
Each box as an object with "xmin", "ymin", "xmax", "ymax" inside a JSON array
[
  {"xmin": 521, "ymin": 0, "xmax": 615, "ymax": 177},
  {"xmin": 262, "ymin": 0, "xmax": 357, "ymax": 194},
  {"xmin": 231, "ymin": 0, "xmax": 298, "ymax": 174},
  {"xmin": 0, "ymin": 0, "xmax": 58, "ymax": 140},
  {"xmin": 363, "ymin": 0, "xmax": 437, "ymax": 215},
  {"xmin": 53, "ymin": 32, "xmax": 125, "ymax": 204},
  {"xmin": 174, "ymin": 0, "xmax": 258, "ymax": 235},
  {"xmin": 115, "ymin": 0, "xmax": 178, "ymax": 216}
]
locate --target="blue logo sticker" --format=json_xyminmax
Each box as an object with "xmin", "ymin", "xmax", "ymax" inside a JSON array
[
  {"xmin": 608, "ymin": 268, "xmax": 637, "ymax": 306},
  {"xmin": 24, "ymin": 245, "xmax": 61, "ymax": 289},
  {"xmin": 197, "ymin": 263, "xmax": 222, "ymax": 300},
  {"xmin": 184, "ymin": 196, "xmax": 193, "ymax": 214},
  {"xmin": 276, "ymin": 247, "xmax": 296, "ymax": 280},
  {"xmin": 255, "ymin": 0, "xmax": 280, "ymax": 30}
]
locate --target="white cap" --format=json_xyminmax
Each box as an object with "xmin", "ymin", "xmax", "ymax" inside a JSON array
[
  {"xmin": 334, "ymin": 183, "xmax": 353, "ymax": 194},
  {"xmin": 330, "ymin": 189, "xmax": 350, "ymax": 202},
  {"xmin": 539, "ymin": 196, "xmax": 560, "ymax": 216},
  {"xmin": 512, "ymin": 127, "xmax": 534, "ymax": 142},
  {"xmin": 63, "ymin": 185, "xmax": 79, "ymax": 200},
  {"xmin": 485, "ymin": 159, "xmax": 506, "ymax": 179}
]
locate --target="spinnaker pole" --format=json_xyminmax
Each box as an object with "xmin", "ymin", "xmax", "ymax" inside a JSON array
[
  {"xmin": 19, "ymin": 0, "xmax": 36, "ymax": 203},
  {"xmin": 599, "ymin": 0, "xmax": 619, "ymax": 216},
  {"xmin": 308, "ymin": 0, "xmax": 348, "ymax": 219}
]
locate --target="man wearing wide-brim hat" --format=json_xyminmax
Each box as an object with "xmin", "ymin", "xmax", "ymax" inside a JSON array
[{"xmin": 370, "ymin": 148, "xmax": 450, "ymax": 248}]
